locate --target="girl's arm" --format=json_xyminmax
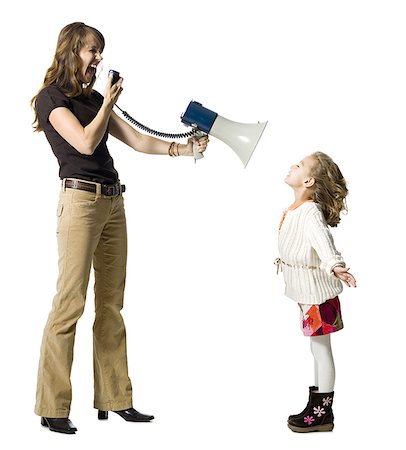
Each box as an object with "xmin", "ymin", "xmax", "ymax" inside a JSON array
[
  {"xmin": 305, "ymin": 207, "xmax": 346, "ymax": 275},
  {"xmin": 48, "ymin": 76, "xmax": 123, "ymax": 155},
  {"xmin": 108, "ymin": 111, "xmax": 208, "ymax": 156},
  {"xmin": 306, "ymin": 207, "xmax": 357, "ymax": 287}
]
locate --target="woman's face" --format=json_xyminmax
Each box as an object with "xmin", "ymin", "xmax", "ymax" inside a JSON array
[
  {"xmin": 78, "ymin": 34, "xmax": 103, "ymax": 84},
  {"xmin": 285, "ymin": 155, "xmax": 316, "ymax": 188}
]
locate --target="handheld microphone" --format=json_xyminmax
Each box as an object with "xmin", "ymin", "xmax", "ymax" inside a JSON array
[{"xmin": 109, "ymin": 69, "xmax": 120, "ymax": 85}]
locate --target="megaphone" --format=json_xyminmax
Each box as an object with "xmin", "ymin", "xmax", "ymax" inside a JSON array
[{"xmin": 181, "ymin": 101, "xmax": 267, "ymax": 167}]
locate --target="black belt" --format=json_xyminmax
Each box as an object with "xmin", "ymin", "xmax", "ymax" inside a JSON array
[{"xmin": 64, "ymin": 179, "xmax": 126, "ymax": 196}]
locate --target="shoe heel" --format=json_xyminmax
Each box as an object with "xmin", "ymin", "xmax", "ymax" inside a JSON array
[
  {"xmin": 41, "ymin": 417, "xmax": 49, "ymax": 427},
  {"xmin": 98, "ymin": 410, "xmax": 108, "ymax": 420}
]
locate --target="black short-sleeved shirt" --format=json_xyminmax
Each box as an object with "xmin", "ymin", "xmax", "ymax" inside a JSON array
[{"xmin": 37, "ymin": 85, "xmax": 119, "ymax": 184}]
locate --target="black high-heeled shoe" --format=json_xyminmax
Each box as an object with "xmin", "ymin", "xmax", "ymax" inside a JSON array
[
  {"xmin": 98, "ymin": 407, "xmax": 154, "ymax": 422},
  {"xmin": 41, "ymin": 417, "xmax": 77, "ymax": 434}
]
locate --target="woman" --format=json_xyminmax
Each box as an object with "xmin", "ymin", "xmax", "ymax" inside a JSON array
[{"xmin": 32, "ymin": 22, "xmax": 208, "ymax": 434}]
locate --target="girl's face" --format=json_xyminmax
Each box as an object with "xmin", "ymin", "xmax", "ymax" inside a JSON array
[
  {"xmin": 78, "ymin": 34, "xmax": 103, "ymax": 84},
  {"xmin": 285, "ymin": 155, "xmax": 316, "ymax": 189}
]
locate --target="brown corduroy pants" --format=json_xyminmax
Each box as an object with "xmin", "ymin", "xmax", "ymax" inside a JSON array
[{"xmin": 35, "ymin": 180, "xmax": 133, "ymax": 418}]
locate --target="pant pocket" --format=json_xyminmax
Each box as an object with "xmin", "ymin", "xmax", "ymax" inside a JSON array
[
  {"xmin": 56, "ymin": 202, "xmax": 64, "ymax": 234},
  {"xmin": 71, "ymin": 189, "xmax": 97, "ymax": 207}
]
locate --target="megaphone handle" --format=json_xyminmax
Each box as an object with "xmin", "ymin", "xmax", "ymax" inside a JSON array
[{"xmin": 192, "ymin": 130, "xmax": 206, "ymax": 163}]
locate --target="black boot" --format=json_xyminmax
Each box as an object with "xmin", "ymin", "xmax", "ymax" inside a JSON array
[
  {"xmin": 98, "ymin": 407, "xmax": 154, "ymax": 422},
  {"xmin": 41, "ymin": 417, "xmax": 77, "ymax": 434},
  {"xmin": 288, "ymin": 386, "xmax": 318, "ymax": 421},
  {"xmin": 287, "ymin": 391, "xmax": 334, "ymax": 432}
]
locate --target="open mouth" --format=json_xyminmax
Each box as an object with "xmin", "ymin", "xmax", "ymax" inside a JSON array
[{"xmin": 85, "ymin": 64, "xmax": 98, "ymax": 79}]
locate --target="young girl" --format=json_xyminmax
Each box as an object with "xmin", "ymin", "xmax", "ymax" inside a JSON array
[
  {"xmin": 276, "ymin": 152, "xmax": 356, "ymax": 433},
  {"xmin": 32, "ymin": 22, "xmax": 208, "ymax": 434}
]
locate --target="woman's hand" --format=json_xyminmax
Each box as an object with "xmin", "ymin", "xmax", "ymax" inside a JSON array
[
  {"xmin": 179, "ymin": 135, "xmax": 209, "ymax": 157},
  {"xmin": 103, "ymin": 73, "xmax": 123, "ymax": 109},
  {"xmin": 333, "ymin": 266, "xmax": 357, "ymax": 287}
]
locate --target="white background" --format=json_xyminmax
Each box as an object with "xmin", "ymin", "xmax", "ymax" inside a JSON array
[{"xmin": 1, "ymin": 0, "xmax": 405, "ymax": 448}]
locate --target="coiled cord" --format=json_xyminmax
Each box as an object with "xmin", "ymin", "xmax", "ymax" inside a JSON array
[{"xmin": 115, "ymin": 104, "xmax": 198, "ymax": 139}]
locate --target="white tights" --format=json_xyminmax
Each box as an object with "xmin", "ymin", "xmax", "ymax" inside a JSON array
[{"xmin": 310, "ymin": 334, "xmax": 335, "ymax": 393}]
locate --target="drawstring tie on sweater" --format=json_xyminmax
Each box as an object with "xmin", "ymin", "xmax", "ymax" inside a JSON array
[{"xmin": 274, "ymin": 257, "xmax": 318, "ymax": 275}]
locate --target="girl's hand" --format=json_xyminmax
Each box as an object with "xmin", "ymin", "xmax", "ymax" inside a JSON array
[
  {"xmin": 333, "ymin": 266, "xmax": 357, "ymax": 287},
  {"xmin": 180, "ymin": 135, "xmax": 209, "ymax": 156},
  {"xmin": 103, "ymin": 73, "xmax": 123, "ymax": 109}
]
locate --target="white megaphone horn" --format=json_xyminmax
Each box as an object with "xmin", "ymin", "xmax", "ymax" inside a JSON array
[{"xmin": 181, "ymin": 101, "xmax": 267, "ymax": 167}]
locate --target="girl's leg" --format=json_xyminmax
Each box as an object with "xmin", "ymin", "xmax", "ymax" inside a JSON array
[
  {"xmin": 287, "ymin": 334, "xmax": 336, "ymax": 432},
  {"xmin": 310, "ymin": 334, "xmax": 335, "ymax": 393},
  {"xmin": 313, "ymin": 358, "xmax": 319, "ymax": 388}
]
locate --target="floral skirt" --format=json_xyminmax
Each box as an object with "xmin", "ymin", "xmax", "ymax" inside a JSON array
[{"xmin": 299, "ymin": 296, "xmax": 343, "ymax": 336}]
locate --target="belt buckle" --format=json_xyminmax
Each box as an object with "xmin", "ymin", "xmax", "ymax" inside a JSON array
[
  {"xmin": 102, "ymin": 182, "xmax": 122, "ymax": 196},
  {"xmin": 105, "ymin": 184, "xmax": 119, "ymax": 196}
]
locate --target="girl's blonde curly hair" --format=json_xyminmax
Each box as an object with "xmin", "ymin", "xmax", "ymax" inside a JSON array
[{"xmin": 309, "ymin": 152, "xmax": 348, "ymax": 227}]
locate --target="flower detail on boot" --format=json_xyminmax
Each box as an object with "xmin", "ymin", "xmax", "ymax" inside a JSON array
[
  {"xmin": 322, "ymin": 397, "xmax": 332, "ymax": 406},
  {"xmin": 313, "ymin": 406, "xmax": 326, "ymax": 417},
  {"xmin": 304, "ymin": 416, "xmax": 315, "ymax": 425}
]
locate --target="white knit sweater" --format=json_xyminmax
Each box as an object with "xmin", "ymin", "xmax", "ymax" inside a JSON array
[{"xmin": 277, "ymin": 202, "xmax": 345, "ymax": 305}]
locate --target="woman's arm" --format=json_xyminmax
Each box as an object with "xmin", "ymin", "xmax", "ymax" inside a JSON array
[
  {"xmin": 108, "ymin": 111, "xmax": 208, "ymax": 156},
  {"xmin": 48, "ymin": 76, "xmax": 123, "ymax": 156}
]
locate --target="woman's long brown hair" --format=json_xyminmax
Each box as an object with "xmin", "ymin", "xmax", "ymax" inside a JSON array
[{"xmin": 31, "ymin": 22, "xmax": 105, "ymax": 132}]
